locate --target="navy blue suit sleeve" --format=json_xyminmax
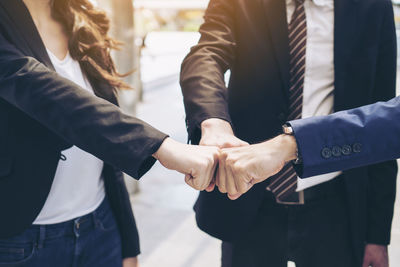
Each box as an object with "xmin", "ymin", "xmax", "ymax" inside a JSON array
[{"xmin": 289, "ymin": 96, "xmax": 400, "ymax": 178}]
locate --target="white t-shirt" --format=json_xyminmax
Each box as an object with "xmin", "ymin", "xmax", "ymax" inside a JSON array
[{"xmin": 34, "ymin": 50, "xmax": 105, "ymax": 225}]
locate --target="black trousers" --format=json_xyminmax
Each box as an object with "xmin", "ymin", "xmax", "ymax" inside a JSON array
[{"xmin": 221, "ymin": 177, "xmax": 356, "ymax": 267}]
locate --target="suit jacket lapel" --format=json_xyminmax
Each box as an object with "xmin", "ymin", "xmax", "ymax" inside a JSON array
[
  {"xmin": 334, "ymin": 0, "xmax": 359, "ymax": 111},
  {"xmin": 0, "ymin": 0, "xmax": 54, "ymax": 70},
  {"xmin": 262, "ymin": 0, "xmax": 290, "ymax": 98},
  {"xmin": 1, "ymin": 0, "xmax": 119, "ymax": 105}
]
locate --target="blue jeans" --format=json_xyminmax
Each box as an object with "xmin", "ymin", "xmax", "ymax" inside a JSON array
[{"xmin": 0, "ymin": 198, "xmax": 123, "ymax": 267}]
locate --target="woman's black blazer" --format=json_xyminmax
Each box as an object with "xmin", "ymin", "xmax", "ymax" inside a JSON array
[{"xmin": 0, "ymin": 0, "xmax": 167, "ymax": 257}]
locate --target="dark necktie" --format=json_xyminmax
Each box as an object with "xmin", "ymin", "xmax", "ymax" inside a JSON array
[{"xmin": 267, "ymin": 0, "xmax": 307, "ymax": 205}]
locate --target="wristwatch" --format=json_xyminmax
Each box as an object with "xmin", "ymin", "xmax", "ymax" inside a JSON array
[
  {"xmin": 282, "ymin": 124, "xmax": 302, "ymax": 164},
  {"xmin": 282, "ymin": 124, "xmax": 294, "ymax": 135}
]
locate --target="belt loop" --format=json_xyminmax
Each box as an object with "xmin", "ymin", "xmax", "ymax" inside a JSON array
[{"xmin": 37, "ymin": 226, "xmax": 46, "ymax": 249}]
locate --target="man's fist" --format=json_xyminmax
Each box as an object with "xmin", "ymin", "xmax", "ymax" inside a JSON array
[
  {"xmin": 200, "ymin": 118, "xmax": 249, "ymax": 191},
  {"xmin": 217, "ymin": 134, "xmax": 298, "ymax": 200}
]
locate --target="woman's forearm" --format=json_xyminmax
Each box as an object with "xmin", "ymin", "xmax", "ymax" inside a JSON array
[{"xmin": 0, "ymin": 34, "xmax": 167, "ymax": 179}]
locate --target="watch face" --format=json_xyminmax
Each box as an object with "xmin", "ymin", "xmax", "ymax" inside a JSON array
[{"xmin": 283, "ymin": 125, "xmax": 293, "ymax": 135}]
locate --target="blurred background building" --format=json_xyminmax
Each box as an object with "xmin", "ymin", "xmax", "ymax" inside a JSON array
[{"xmin": 95, "ymin": 0, "xmax": 400, "ymax": 266}]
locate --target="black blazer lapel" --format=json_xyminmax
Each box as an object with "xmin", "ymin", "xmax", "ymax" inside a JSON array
[
  {"xmin": 0, "ymin": 0, "xmax": 119, "ymax": 105},
  {"xmin": 262, "ymin": 0, "xmax": 290, "ymax": 98},
  {"xmin": 0, "ymin": 0, "xmax": 54, "ymax": 70},
  {"xmin": 333, "ymin": 0, "xmax": 359, "ymax": 111}
]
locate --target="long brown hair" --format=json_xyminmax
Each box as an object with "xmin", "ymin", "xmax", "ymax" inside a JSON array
[{"xmin": 50, "ymin": 0, "xmax": 131, "ymax": 90}]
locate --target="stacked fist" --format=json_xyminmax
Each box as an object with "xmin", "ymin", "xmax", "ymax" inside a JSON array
[{"xmin": 154, "ymin": 119, "xmax": 298, "ymax": 200}]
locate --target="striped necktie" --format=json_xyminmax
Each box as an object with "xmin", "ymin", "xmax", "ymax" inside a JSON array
[{"xmin": 267, "ymin": 0, "xmax": 307, "ymax": 205}]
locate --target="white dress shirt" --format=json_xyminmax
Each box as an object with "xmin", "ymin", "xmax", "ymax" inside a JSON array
[
  {"xmin": 34, "ymin": 50, "xmax": 105, "ymax": 224},
  {"xmin": 286, "ymin": 0, "xmax": 342, "ymax": 191}
]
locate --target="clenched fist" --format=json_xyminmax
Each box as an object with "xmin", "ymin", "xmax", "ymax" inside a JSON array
[
  {"xmin": 200, "ymin": 118, "xmax": 249, "ymax": 191},
  {"xmin": 217, "ymin": 134, "xmax": 298, "ymax": 200},
  {"xmin": 154, "ymin": 138, "xmax": 220, "ymax": 191}
]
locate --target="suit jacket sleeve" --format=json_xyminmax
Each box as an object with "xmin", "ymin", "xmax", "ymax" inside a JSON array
[
  {"xmin": 180, "ymin": 0, "xmax": 235, "ymax": 143},
  {"xmin": 289, "ymin": 97, "xmax": 400, "ymax": 177},
  {"xmin": 290, "ymin": 2, "xmax": 398, "ymax": 245},
  {"xmin": 0, "ymin": 32, "xmax": 168, "ymax": 179}
]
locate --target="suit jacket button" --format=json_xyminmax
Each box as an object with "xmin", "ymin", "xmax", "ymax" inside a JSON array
[
  {"xmin": 321, "ymin": 148, "xmax": 332, "ymax": 159},
  {"xmin": 332, "ymin": 146, "xmax": 342, "ymax": 157},
  {"xmin": 342, "ymin": 145, "xmax": 352, "ymax": 155},
  {"xmin": 353, "ymin": 143, "xmax": 362, "ymax": 153}
]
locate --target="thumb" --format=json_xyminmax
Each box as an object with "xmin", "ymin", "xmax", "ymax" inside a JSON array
[
  {"xmin": 222, "ymin": 139, "xmax": 249, "ymax": 149},
  {"xmin": 239, "ymin": 140, "xmax": 250, "ymax": 147},
  {"xmin": 185, "ymin": 174, "xmax": 195, "ymax": 189},
  {"xmin": 185, "ymin": 172, "xmax": 205, "ymax": 191}
]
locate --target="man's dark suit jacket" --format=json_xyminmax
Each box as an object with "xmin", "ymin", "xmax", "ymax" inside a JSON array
[
  {"xmin": 290, "ymin": 96, "xmax": 400, "ymax": 178},
  {"xmin": 0, "ymin": 0, "xmax": 167, "ymax": 257},
  {"xmin": 180, "ymin": 0, "xmax": 398, "ymax": 264}
]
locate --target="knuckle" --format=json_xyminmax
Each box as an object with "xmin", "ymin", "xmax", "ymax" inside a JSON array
[
  {"xmin": 233, "ymin": 162, "xmax": 244, "ymax": 173},
  {"xmin": 225, "ymin": 157, "xmax": 234, "ymax": 166},
  {"xmin": 229, "ymin": 187, "xmax": 238, "ymax": 195},
  {"xmin": 213, "ymin": 147, "xmax": 221, "ymax": 156},
  {"xmin": 219, "ymin": 187, "xmax": 227, "ymax": 194},
  {"xmin": 221, "ymin": 142, "xmax": 230, "ymax": 148},
  {"xmin": 219, "ymin": 150, "xmax": 228, "ymax": 159}
]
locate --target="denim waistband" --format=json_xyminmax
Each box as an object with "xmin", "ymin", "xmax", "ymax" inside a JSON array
[{"xmin": 2, "ymin": 197, "xmax": 110, "ymax": 247}]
